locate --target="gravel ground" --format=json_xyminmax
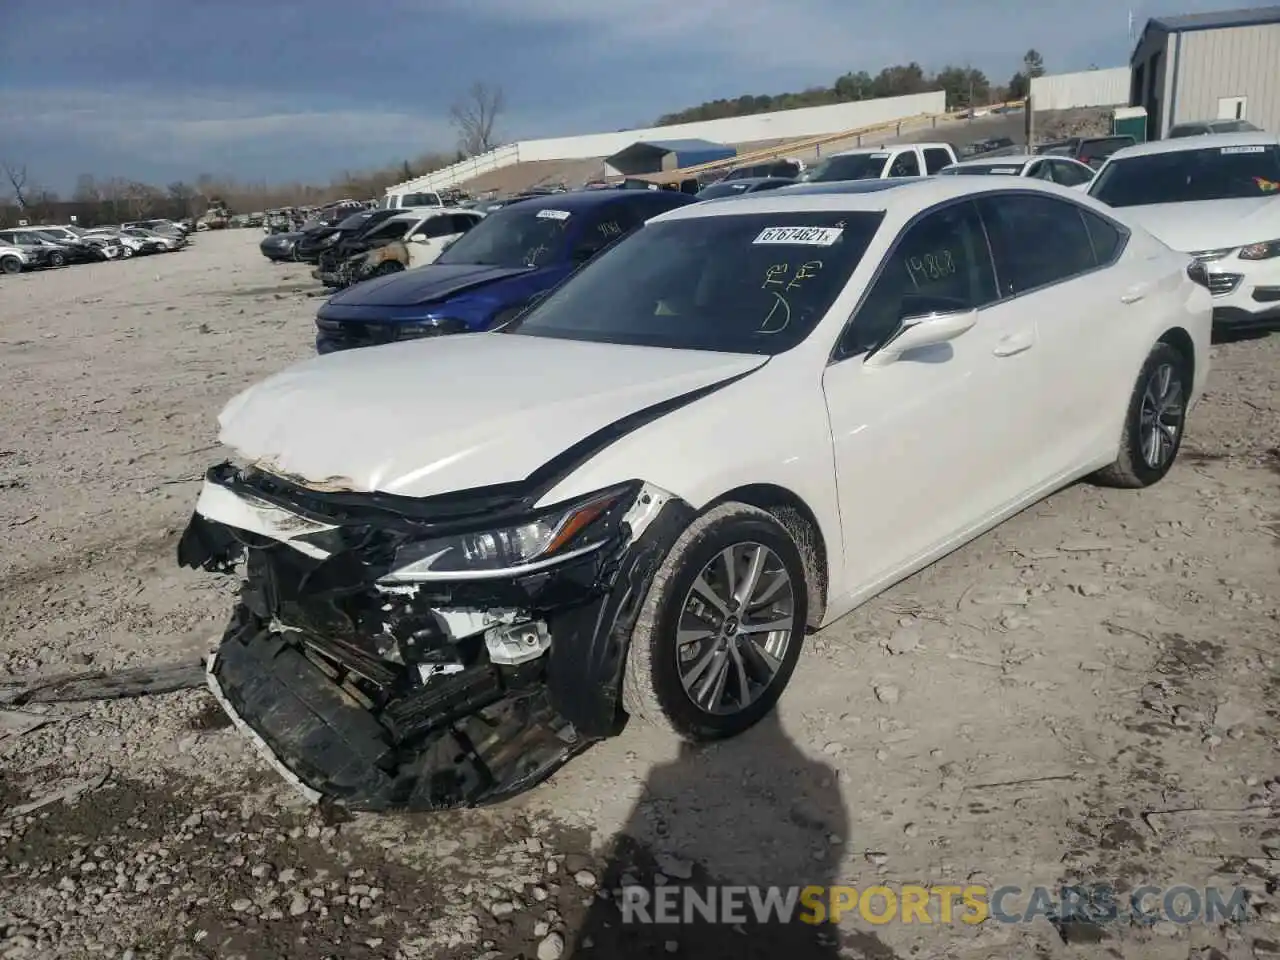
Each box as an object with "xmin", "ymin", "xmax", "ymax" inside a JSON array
[{"xmin": 1, "ymin": 231, "xmax": 1279, "ymax": 960}]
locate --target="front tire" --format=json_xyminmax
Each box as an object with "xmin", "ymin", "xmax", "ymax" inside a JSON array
[
  {"xmin": 1092, "ymin": 341, "xmax": 1189, "ymax": 488},
  {"xmin": 622, "ymin": 503, "xmax": 808, "ymax": 741}
]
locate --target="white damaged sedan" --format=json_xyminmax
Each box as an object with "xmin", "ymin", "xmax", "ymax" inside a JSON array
[{"xmin": 180, "ymin": 177, "xmax": 1212, "ymax": 811}]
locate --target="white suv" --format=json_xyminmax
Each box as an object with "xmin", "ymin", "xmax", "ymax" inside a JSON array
[{"xmin": 1088, "ymin": 132, "xmax": 1280, "ymax": 330}]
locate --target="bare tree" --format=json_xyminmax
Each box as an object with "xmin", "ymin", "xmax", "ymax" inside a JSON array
[
  {"xmin": 3, "ymin": 161, "xmax": 30, "ymax": 211},
  {"xmin": 449, "ymin": 82, "xmax": 505, "ymax": 157}
]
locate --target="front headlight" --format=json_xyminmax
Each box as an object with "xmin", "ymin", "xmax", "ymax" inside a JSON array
[
  {"xmin": 1238, "ymin": 239, "xmax": 1280, "ymax": 260},
  {"xmin": 395, "ymin": 316, "xmax": 469, "ymax": 337},
  {"xmin": 380, "ymin": 485, "xmax": 635, "ymax": 582}
]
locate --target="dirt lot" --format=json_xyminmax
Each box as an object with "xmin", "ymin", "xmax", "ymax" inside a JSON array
[{"xmin": 1, "ymin": 230, "xmax": 1279, "ymax": 960}]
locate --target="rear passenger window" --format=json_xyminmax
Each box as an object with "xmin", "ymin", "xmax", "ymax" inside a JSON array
[
  {"xmin": 889, "ymin": 152, "xmax": 921, "ymax": 177},
  {"xmin": 978, "ymin": 194, "xmax": 1097, "ymax": 295},
  {"xmin": 923, "ymin": 148, "xmax": 954, "ymax": 174},
  {"xmin": 1081, "ymin": 210, "xmax": 1125, "ymax": 265}
]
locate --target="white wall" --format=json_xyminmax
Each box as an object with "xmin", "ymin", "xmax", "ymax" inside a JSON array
[
  {"xmin": 388, "ymin": 91, "xmax": 946, "ymax": 195},
  {"xmin": 1031, "ymin": 67, "xmax": 1130, "ymax": 110},
  {"xmin": 515, "ymin": 91, "xmax": 946, "ymax": 163}
]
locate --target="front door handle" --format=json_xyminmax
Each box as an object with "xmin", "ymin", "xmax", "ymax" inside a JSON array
[{"xmin": 993, "ymin": 332, "xmax": 1034, "ymax": 357}]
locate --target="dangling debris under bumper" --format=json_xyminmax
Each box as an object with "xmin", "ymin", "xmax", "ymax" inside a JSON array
[{"xmin": 178, "ymin": 462, "xmax": 693, "ymax": 812}]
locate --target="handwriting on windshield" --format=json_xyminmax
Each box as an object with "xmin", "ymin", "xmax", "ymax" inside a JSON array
[{"xmin": 757, "ymin": 260, "xmax": 822, "ymax": 333}]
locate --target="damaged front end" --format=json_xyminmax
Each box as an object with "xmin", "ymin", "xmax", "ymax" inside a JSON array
[{"xmin": 178, "ymin": 462, "xmax": 692, "ymax": 811}]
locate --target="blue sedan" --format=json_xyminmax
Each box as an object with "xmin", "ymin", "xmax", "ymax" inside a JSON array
[{"xmin": 314, "ymin": 189, "xmax": 696, "ymax": 353}]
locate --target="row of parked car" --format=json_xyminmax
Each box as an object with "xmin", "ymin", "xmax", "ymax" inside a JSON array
[
  {"xmin": 184, "ymin": 127, "xmax": 1277, "ymax": 812},
  {"xmin": 254, "ymin": 129, "xmax": 1278, "ymax": 357},
  {"xmin": 0, "ymin": 218, "xmax": 191, "ymax": 275}
]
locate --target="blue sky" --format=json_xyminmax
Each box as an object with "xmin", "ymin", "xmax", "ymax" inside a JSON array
[{"xmin": 0, "ymin": 0, "xmax": 1244, "ymax": 192}]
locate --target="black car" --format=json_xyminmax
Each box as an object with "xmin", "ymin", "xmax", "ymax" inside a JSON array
[
  {"xmin": 721, "ymin": 158, "xmax": 805, "ymax": 180},
  {"xmin": 293, "ymin": 209, "xmax": 404, "ymax": 263},
  {"xmin": 1033, "ymin": 135, "xmax": 1135, "ymax": 169},
  {"xmin": 695, "ymin": 176, "xmax": 794, "ymax": 199},
  {"xmin": 261, "ymin": 232, "xmax": 304, "ymax": 262},
  {"xmin": 0, "ymin": 229, "xmax": 99, "ymax": 266}
]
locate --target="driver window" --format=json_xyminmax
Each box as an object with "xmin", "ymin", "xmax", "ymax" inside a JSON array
[{"xmin": 839, "ymin": 200, "xmax": 997, "ymax": 357}]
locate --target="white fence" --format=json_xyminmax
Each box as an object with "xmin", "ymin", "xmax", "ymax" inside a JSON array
[
  {"xmin": 1030, "ymin": 67, "xmax": 1130, "ymax": 111},
  {"xmin": 387, "ymin": 91, "xmax": 947, "ymax": 195}
]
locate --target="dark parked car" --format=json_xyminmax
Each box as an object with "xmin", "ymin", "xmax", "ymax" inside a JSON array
[
  {"xmin": 293, "ymin": 208, "xmax": 404, "ymax": 263},
  {"xmin": 721, "ymin": 157, "xmax": 805, "ymax": 180},
  {"xmin": 261, "ymin": 231, "xmax": 304, "ymax": 261},
  {"xmin": 1034, "ymin": 135, "xmax": 1135, "ymax": 168},
  {"xmin": 314, "ymin": 189, "xmax": 696, "ymax": 353},
  {"xmin": 695, "ymin": 176, "xmax": 794, "ymax": 199}
]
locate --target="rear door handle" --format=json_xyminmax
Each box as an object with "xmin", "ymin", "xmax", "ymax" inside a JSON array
[
  {"xmin": 993, "ymin": 331, "xmax": 1034, "ymax": 357},
  {"xmin": 1120, "ymin": 283, "xmax": 1151, "ymax": 304}
]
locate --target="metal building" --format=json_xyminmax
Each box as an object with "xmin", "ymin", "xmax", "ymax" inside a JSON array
[
  {"xmin": 604, "ymin": 139, "xmax": 736, "ymax": 176},
  {"xmin": 1130, "ymin": 5, "xmax": 1280, "ymax": 139}
]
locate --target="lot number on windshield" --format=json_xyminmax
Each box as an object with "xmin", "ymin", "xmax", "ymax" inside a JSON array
[{"xmin": 754, "ymin": 226, "xmax": 843, "ymax": 246}]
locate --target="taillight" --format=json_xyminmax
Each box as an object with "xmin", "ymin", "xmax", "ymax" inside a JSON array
[{"xmin": 1187, "ymin": 260, "xmax": 1210, "ymax": 288}]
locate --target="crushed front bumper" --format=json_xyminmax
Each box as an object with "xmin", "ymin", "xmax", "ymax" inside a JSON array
[{"xmin": 178, "ymin": 464, "xmax": 693, "ymax": 811}]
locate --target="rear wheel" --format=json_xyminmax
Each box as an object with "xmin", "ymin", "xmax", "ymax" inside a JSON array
[
  {"xmin": 121, "ymin": 246, "xmax": 134, "ymax": 259},
  {"xmin": 0, "ymin": 255, "xmax": 21, "ymax": 275},
  {"xmin": 48, "ymin": 251, "xmax": 67, "ymax": 268},
  {"xmin": 1092, "ymin": 341, "xmax": 1189, "ymax": 488},
  {"xmin": 622, "ymin": 503, "xmax": 808, "ymax": 741}
]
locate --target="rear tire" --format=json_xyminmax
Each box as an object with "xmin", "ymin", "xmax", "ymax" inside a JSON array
[
  {"xmin": 121, "ymin": 246, "xmax": 134, "ymax": 259},
  {"xmin": 48, "ymin": 251, "xmax": 67, "ymax": 268},
  {"xmin": 622, "ymin": 503, "xmax": 808, "ymax": 741},
  {"xmin": 0, "ymin": 255, "xmax": 20, "ymax": 275},
  {"xmin": 1092, "ymin": 341, "xmax": 1189, "ymax": 488}
]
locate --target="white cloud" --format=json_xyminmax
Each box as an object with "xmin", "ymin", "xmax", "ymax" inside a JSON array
[
  {"xmin": 427, "ymin": 0, "xmax": 889, "ymax": 76},
  {"xmin": 0, "ymin": 87, "xmax": 454, "ymax": 161}
]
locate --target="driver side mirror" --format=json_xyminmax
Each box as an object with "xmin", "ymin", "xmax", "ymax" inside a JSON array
[{"xmin": 864, "ymin": 309, "xmax": 977, "ymax": 367}]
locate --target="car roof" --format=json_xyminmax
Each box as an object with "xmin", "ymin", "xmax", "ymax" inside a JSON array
[
  {"xmin": 950, "ymin": 154, "xmax": 1037, "ymax": 167},
  {"xmin": 832, "ymin": 141, "xmax": 953, "ymax": 157},
  {"xmin": 707, "ymin": 176, "xmax": 793, "ymax": 187},
  {"xmin": 1107, "ymin": 130, "xmax": 1280, "ymax": 161},
  {"xmin": 388, "ymin": 206, "xmax": 478, "ymax": 222},
  {"xmin": 650, "ymin": 176, "xmax": 1086, "ymax": 223}
]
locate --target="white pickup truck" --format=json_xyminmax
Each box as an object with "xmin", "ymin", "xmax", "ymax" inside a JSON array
[{"xmin": 801, "ymin": 141, "xmax": 959, "ymax": 183}]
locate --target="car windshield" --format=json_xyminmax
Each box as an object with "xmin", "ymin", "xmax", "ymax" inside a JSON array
[
  {"xmin": 504, "ymin": 211, "xmax": 884, "ymax": 355},
  {"xmin": 337, "ymin": 212, "xmax": 376, "ymax": 230},
  {"xmin": 941, "ymin": 162, "xmax": 1027, "ymax": 176},
  {"xmin": 435, "ymin": 204, "xmax": 577, "ymax": 268},
  {"xmin": 697, "ymin": 181, "xmax": 755, "ymax": 199},
  {"xmin": 1089, "ymin": 144, "xmax": 1280, "ymax": 206},
  {"xmin": 803, "ymin": 153, "xmax": 889, "ymax": 182}
]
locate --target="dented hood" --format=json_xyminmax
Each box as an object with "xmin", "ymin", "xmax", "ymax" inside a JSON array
[
  {"xmin": 326, "ymin": 263, "xmax": 535, "ymax": 307},
  {"xmin": 1117, "ymin": 197, "xmax": 1280, "ymax": 252},
  {"xmin": 217, "ymin": 332, "xmax": 767, "ymax": 498}
]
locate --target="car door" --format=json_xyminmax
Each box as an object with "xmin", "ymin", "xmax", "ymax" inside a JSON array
[
  {"xmin": 821, "ymin": 199, "xmax": 1035, "ymax": 594},
  {"xmin": 976, "ymin": 192, "xmax": 1139, "ymax": 479}
]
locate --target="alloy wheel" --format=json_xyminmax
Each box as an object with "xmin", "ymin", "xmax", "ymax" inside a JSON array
[
  {"xmin": 675, "ymin": 542, "xmax": 795, "ymax": 716},
  {"xmin": 1139, "ymin": 362, "xmax": 1184, "ymax": 469}
]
